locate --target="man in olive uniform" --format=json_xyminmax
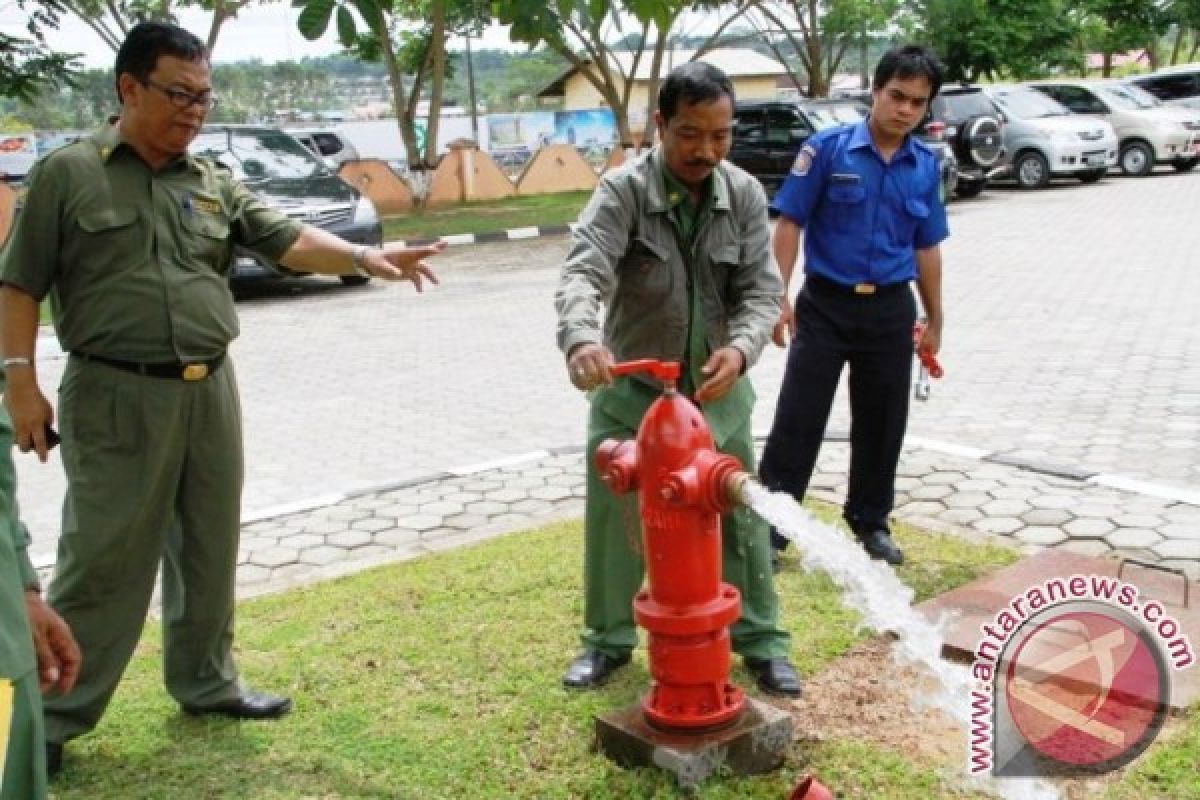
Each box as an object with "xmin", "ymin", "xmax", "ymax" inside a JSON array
[
  {"xmin": 0, "ymin": 22, "xmax": 442, "ymax": 776},
  {"xmin": 0, "ymin": 394, "xmax": 79, "ymax": 800},
  {"xmin": 555, "ymin": 62, "xmax": 801, "ymax": 696}
]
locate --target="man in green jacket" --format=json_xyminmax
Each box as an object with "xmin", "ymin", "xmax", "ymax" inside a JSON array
[
  {"xmin": 0, "ymin": 388, "xmax": 79, "ymax": 800},
  {"xmin": 554, "ymin": 62, "xmax": 801, "ymax": 696},
  {"xmin": 0, "ymin": 22, "xmax": 442, "ymax": 777}
]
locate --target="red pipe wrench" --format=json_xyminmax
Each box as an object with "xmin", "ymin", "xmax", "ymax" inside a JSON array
[{"xmin": 913, "ymin": 320, "xmax": 943, "ymax": 401}]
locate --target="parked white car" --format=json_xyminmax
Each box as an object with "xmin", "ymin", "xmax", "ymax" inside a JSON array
[
  {"xmin": 1131, "ymin": 63, "xmax": 1200, "ymax": 110},
  {"xmin": 1026, "ymin": 78, "xmax": 1200, "ymax": 175},
  {"xmin": 985, "ymin": 84, "xmax": 1118, "ymax": 188}
]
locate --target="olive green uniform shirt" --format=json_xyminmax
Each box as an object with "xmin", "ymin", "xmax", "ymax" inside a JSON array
[{"xmin": 0, "ymin": 123, "xmax": 302, "ymax": 361}]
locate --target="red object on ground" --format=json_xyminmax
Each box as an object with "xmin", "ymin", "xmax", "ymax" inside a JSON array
[
  {"xmin": 595, "ymin": 359, "xmax": 747, "ymax": 731},
  {"xmin": 913, "ymin": 320, "xmax": 944, "ymax": 378},
  {"xmin": 789, "ymin": 774, "xmax": 835, "ymax": 799}
]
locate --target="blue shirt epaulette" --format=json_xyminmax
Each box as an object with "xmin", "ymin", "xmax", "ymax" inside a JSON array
[{"xmin": 770, "ymin": 118, "xmax": 950, "ymax": 288}]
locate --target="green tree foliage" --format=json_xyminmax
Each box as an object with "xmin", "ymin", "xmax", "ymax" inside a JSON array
[
  {"xmin": 904, "ymin": 0, "xmax": 1082, "ymax": 81},
  {"xmin": 751, "ymin": 0, "xmax": 897, "ymax": 97},
  {"xmin": 1077, "ymin": 0, "xmax": 1169, "ymax": 74},
  {"xmin": 1, "ymin": 1, "xmax": 81, "ymax": 102}
]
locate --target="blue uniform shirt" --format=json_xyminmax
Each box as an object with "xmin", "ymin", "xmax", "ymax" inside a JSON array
[{"xmin": 771, "ymin": 120, "xmax": 949, "ymax": 287}]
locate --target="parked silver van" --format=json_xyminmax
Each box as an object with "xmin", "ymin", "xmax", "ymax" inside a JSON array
[
  {"xmin": 985, "ymin": 85, "xmax": 1118, "ymax": 188},
  {"xmin": 1027, "ymin": 79, "xmax": 1200, "ymax": 175},
  {"xmin": 1131, "ymin": 64, "xmax": 1200, "ymax": 110}
]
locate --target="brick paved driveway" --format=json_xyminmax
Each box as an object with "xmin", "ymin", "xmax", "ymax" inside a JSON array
[{"xmin": 13, "ymin": 170, "xmax": 1199, "ymax": 562}]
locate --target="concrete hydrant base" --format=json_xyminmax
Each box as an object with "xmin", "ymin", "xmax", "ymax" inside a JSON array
[{"xmin": 594, "ymin": 698, "xmax": 793, "ymax": 789}]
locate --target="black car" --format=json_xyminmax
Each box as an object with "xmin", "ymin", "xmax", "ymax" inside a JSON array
[
  {"xmin": 191, "ymin": 125, "xmax": 383, "ymax": 286},
  {"xmin": 729, "ymin": 99, "xmax": 958, "ymax": 203},
  {"xmin": 923, "ymin": 86, "xmax": 1005, "ymax": 198}
]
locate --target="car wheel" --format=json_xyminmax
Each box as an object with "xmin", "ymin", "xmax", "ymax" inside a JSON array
[
  {"xmin": 340, "ymin": 275, "xmax": 370, "ymax": 286},
  {"xmin": 1014, "ymin": 151, "xmax": 1050, "ymax": 189},
  {"xmin": 1119, "ymin": 141, "xmax": 1154, "ymax": 176},
  {"xmin": 1172, "ymin": 157, "xmax": 1198, "ymax": 173},
  {"xmin": 955, "ymin": 179, "xmax": 985, "ymax": 199},
  {"xmin": 1077, "ymin": 168, "xmax": 1106, "ymax": 184}
]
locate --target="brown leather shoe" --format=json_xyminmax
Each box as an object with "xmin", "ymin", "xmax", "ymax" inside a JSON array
[{"xmin": 182, "ymin": 690, "xmax": 293, "ymax": 720}]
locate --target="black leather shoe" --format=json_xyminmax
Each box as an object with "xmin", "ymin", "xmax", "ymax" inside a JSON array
[
  {"xmin": 46, "ymin": 741, "xmax": 63, "ymax": 778},
  {"xmin": 857, "ymin": 528, "xmax": 905, "ymax": 565},
  {"xmin": 745, "ymin": 657, "xmax": 803, "ymax": 697},
  {"xmin": 562, "ymin": 650, "xmax": 630, "ymax": 689},
  {"xmin": 182, "ymin": 690, "xmax": 293, "ymax": 720}
]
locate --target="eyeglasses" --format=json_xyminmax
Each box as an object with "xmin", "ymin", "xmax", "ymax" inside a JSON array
[{"xmin": 142, "ymin": 79, "xmax": 219, "ymax": 111}]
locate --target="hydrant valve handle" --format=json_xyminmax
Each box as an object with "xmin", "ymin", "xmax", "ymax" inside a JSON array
[{"xmin": 610, "ymin": 359, "xmax": 682, "ymax": 385}]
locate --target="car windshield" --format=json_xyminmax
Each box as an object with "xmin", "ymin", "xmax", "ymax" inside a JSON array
[
  {"xmin": 804, "ymin": 104, "xmax": 865, "ymax": 129},
  {"xmin": 191, "ymin": 128, "xmax": 329, "ymax": 181},
  {"xmin": 992, "ymin": 87, "xmax": 1070, "ymax": 118},
  {"xmin": 1096, "ymin": 84, "xmax": 1159, "ymax": 110}
]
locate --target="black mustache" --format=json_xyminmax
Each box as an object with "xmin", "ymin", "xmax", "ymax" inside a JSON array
[{"xmin": 684, "ymin": 159, "xmax": 718, "ymax": 168}]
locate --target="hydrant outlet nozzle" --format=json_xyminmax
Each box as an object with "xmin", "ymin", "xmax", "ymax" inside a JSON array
[{"xmin": 723, "ymin": 470, "xmax": 756, "ymax": 509}]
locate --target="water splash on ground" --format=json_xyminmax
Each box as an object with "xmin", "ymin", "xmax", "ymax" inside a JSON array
[{"xmin": 743, "ymin": 482, "xmax": 1060, "ymax": 800}]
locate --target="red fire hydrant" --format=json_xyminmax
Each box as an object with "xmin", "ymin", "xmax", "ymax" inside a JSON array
[{"xmin": 595, "ymin": 359, "xmax": 749, "ymax": 731}]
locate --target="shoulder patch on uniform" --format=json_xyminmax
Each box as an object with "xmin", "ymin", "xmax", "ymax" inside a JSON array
[{"xmin": 791, "ymin": 143, "xmax": 817, "ymax": 176}]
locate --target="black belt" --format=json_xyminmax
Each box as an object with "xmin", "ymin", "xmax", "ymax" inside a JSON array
[
  {"xmin": 804, "ymin": 272, "xmax": 910, "ymax": 297},
  {"xmin": 73, "ymin": 351, "xmax": 225, "ymax": 381}
]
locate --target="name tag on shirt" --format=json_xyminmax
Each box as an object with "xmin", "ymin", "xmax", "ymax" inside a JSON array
[{"xmin": 830, "ymin": 173, "xmax": 862, "ymax": 185}]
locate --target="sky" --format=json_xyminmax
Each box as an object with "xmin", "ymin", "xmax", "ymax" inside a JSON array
[{"xmin": 0, "ymin": 3, "xmax": 524, "ymax": 69}]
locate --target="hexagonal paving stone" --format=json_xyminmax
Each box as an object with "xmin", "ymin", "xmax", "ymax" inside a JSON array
[
  {"xmin": 234, "ymin": 563, "xmax": 271, "ymax": 585},
  {"xmin": 510, "ymin": 499, "xmax": 554, "ymax": 514},
  {"xmin": 981, "ymin": 499, "xmax": 1032, "ymax": 517},
  {"xmin": 988, "ymin": 487, "xmax": 1040, "ymax": 501},
  {"xmin": 1158, "ymin": 523, "xmax": 1200, "ymax": 541},
  {"xmin": 973, "ymin": 517, "xmax": 1023, "ymax": 535},
  {"xmin": 1059, "ymin": 539, "xmax": 1112, "ymax": 557},
  {"xmin": 1105, "ymin": 528, "xmax": 1164, "ymax": 549},
  {"xmin": 924, "ymin": 471, "xmax": 966, "ymax": 485},
  {"xmin": 896, "ymin": 500, "xmax": 945, "ymax": 517},
  {"xmin": 419, "ymin": 500, "xmax": 465, "ymax": 516},
  {"xmin": 1028, "ymin": 494, "xmax": 1079, "ymax": 510},
  {"xmin": 910, "ymin": 484, "xmax": 953, "ymax": 501},
  {"xmin": 484, "ymin": 488, "xmax": 527, "ymax": 504},
  {"xmin": 374, "ymin": 502, "xmax": 420, "ymax": 519},
  {"xmin": 941, "ymin": 509, "xmax": 984, "ymax": 526},
  {"xmin": 953, "ymin": 479, "xmax": 1001, "ymax": 493},
  {"xmin": 1071, "ymin": 503, "xmax": 1122, "ymax": 519},
  {"xmin": 300, "ymin": 546, "xmax": 347, "ymax": 566},
  {"xmin": 1063, "ymin": 518, "xmax": 1115, "ymax": 538},
  {"xmin": 439, "ymin": 491, "xmax": 482, "ymax": 505},
  {"xmin": 546, "ymin": 473, "xmax": 583, "ymax": 487},
  {"xmin": 351, "ymin": 517, "xmax": 394, "ymax": 533},
  {"xmin": 1020, "ymin": 508, "xmax": 1072, "ymax": 526},
  {"xmin": 442, "ymin": 513, "xmax": 489, "ymax": 531},
  {"xmin": 248, "ymin": 546, "xmax": 300, "ymax": 568},
  {"xmin": 1111, "ymin": 514, "xmax": 1166, "ymax": 529},
  {"xmin": 943, "ymin": 492, "xmax": 991, "ymax": 510},
  {"xmin": 465, "ymin": 500, "xmax": 510, "ymax": 516},
  {"xmin": 373, "ymin": 528, "xmax": 422, "ymax": 549},
  {"xmin": 327, "ymin": 530, "xmax": 373, "ymax": 549},
  {"xmin": 275, "ymin": 533, "xmax": 325, "ymax": 550},
  {"xmin": 394, "ymin": 514, "xmax": 443, "ymax": 532},
  {"xmin": 461, "ymin": 479, "xmax": 505, "ymax": 493},
  {"xmin": 1013, "ymin": 526, "xmax": 1068, "ymax": 546},
  {"xmin": 529, "ymin": 485, "xmax": 572, "ymax": 502},
  {"xmin": 1152, "ymin": 539, "xmax": 1200, "ymax": 560}
]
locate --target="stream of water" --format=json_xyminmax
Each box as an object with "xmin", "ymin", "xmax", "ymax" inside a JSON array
[{"xmin": 742, "ymin": 481, "xmax": 1062, "ymax": 800}]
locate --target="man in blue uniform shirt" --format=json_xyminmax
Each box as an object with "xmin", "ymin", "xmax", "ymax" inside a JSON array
[{"xmin": 761, "ymin": 45, "xmax": 949, "ymax": 566}]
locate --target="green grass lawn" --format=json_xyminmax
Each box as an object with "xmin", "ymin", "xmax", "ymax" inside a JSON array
[
  {"xmin": 47, "ymin": 515, "xmax": 1196, "ymax": 799},
  {"xmin": 382, "ymin": 191, "xmax": 591, "ymax": 242}
]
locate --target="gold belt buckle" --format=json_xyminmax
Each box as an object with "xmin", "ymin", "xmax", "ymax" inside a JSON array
[
  {"xmin": 182, "ymin": 363, "xmax": 209, "ymax": 381},
  {"xmin": 853, "ymin": 283, "xmax": 877, "ymax": 295}
]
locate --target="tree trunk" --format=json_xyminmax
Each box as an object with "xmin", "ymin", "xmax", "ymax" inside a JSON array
[
  {"xmin": 1102, "ymin": 51, "xmax": 1113, "ymax": 78},
  {"xmin": 423, "ymin": 0, "xmax": 447, "ymax": 168},
  {"xmin": 374, "ymin": 9, "xmax": 421, "ymax": 167},
  {"xmin": 1170, "ymin": 26, "xmax": 1183, "ymax": 65}
]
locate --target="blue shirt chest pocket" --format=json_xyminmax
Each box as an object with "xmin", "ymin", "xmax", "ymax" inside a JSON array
[
  {"xmin": 889, "ymin": 195, "xmax": 930, "ymax": 248},
  {"xmin": 823, "ymin": 182, "xmax": 867, "ymax": 232}
]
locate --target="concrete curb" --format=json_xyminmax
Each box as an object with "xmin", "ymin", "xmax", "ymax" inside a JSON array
[{"xmin": 396, "ymin": 223, "xmax": 575, "ymax": 248}]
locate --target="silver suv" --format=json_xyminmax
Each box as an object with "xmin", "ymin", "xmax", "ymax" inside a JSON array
[
  {"xmin": 1131, "ymin": 64, "xmax": 1200, "ymax": 110},
  {"xmin": 1027, "ymin": 79, "xmax": 1200, "ymax": 175},
  {"xmin": 985, "ymin": 85, "xmax": 1118, "ymax": 188}
]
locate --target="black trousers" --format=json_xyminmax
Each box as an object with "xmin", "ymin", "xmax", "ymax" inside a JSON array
[{"xmin": 760, "ymin": 277, "xmax": 917, "ymax": 548}]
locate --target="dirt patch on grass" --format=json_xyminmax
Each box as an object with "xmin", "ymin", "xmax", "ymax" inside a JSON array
[{"xmin": 778, "ymin": 636, "xmax": 1184, "ymax": 799}]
